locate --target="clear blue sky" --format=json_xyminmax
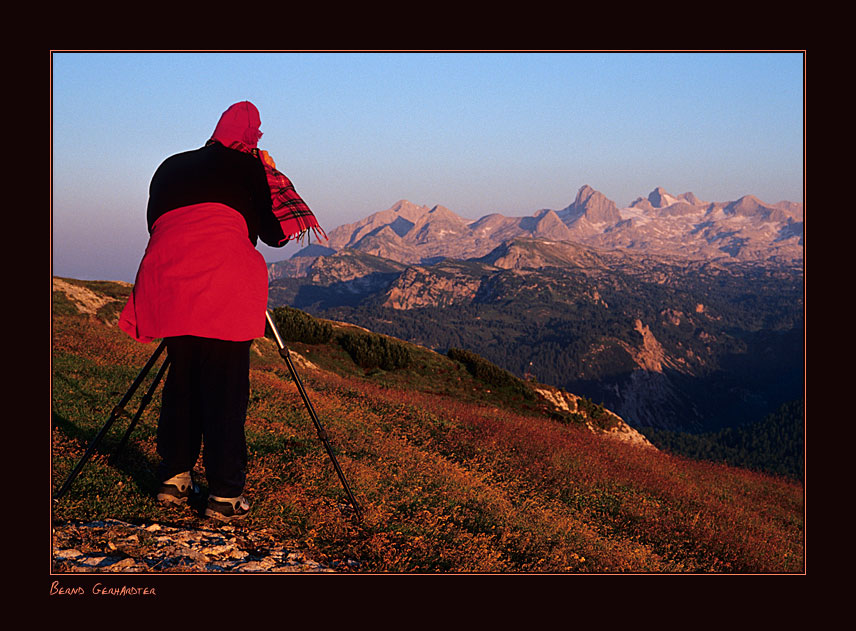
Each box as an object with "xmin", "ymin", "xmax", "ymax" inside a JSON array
[{"xmin": 51, "ymin": 51, "xmax": 804, "ymax": 282}]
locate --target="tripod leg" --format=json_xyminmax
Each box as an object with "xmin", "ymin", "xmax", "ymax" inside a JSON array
[
  {"xmin": 265, "ymin": 309, "xmax": 363, "ymax": 521},
  {"xmin": 53, "ymin": 340, "xmax": 167, "ymax": 501},
  {"xmin": 110, "ymin": 355, "xmax": 171, "ymax": 465}
]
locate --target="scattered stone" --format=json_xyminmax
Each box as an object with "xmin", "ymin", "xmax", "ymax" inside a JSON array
[
  {"xmin": 52, "ymin": 519, "xmax": 341, "ymax": 573},
  {"xmin": 55, "ymin": 549, "xmax": 83, "ymax": 561}
]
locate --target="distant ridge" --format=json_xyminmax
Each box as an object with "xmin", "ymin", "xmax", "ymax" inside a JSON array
[{"xmin": 293, "ymin": 185, "xmax": 803, "ymax": 267}]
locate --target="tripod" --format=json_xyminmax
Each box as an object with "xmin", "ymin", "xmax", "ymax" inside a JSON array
[
  {"xmin": 264, "ymin": 309, "xmax": 362, "ymax": 521},
  {"xmin": 53, "ymin": 339, "xmax": 169, "ymax": 501},
  {"xmin": 53, "ymin": 310, "xmax": 363, "ymax": 522}
]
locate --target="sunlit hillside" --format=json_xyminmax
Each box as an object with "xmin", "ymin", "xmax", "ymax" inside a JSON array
[{"xmin": 51, "ymin": 278, "xmax": 804, "ymax": 573}]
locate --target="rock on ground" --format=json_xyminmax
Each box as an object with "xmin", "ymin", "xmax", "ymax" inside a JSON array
[{"xmin": 52, "ymin": 519, "xmax": 353, "ymax": 573}]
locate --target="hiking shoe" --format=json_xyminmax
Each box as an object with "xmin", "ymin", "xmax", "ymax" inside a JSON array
[
  {"xmin": 156, "ymin": 472, "xmax": 200, "ymax": 507},
  {"xmin": 205, "ymin": 495, "xmax": 251, "ymax": 522}
]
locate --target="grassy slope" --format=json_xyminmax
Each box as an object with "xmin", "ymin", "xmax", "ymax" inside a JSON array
[{"xmin": 51, "ymin": 279, "xmax": 805, "ymax": 573}]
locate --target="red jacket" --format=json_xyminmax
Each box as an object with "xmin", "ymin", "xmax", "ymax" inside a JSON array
[
  {"xmin": 120, "ymin": 102, "xmax": 292, "ymax": 343},
  {"xmin": 119, "ymin": 202, "xmax": 269, "ymax": 342}
]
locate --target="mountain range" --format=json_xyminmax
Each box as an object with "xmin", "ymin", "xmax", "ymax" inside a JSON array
[
  {"xmin": 267, "ymin": 185, "xmax": 804, "ymax": 433},
  {"xmin": 278, "ymin": 185, "xmax": 803, "ymax": 270}
]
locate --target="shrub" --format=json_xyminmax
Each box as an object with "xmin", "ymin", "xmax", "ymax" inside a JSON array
[
  {"xmin": 270, "ymin": 306, "xmax": 333, "ymax": 344},
  {"xmin": 447, "ymin": 347, "xmax": 536, "ymax": 401},
  {"xmin": 576, "ymin": 396, "xmax": 618, "ymax": 430},
  {"xmin": 338, "ymin": 330, "xmax": 413, "ymax": 371}
]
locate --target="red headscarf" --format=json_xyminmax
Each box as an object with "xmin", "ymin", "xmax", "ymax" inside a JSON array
[
  {"xmin": 208, "ymin": 101, "xmax": 326, "ymax": 246},
  {"xmin": 210, "ymin": 101, "xmax": 263, "ymax": 149}
]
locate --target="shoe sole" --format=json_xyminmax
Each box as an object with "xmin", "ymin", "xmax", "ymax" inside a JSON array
[
  {"xmin": 157, "ymin": 494, "xmax": 189, "ymax": 507},
  {"xmin": 204, "ymin": 508, "xmax": 249, "ymax": 522}
]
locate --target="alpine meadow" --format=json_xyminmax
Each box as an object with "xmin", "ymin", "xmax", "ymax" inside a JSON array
[{"xmin": 51, "ymin": 272, "xmax": 804, "ymax": 574}]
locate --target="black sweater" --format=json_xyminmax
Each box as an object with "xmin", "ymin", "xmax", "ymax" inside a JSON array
[{"xmin": 146, "ymin": 142, "xmax": 285, "ymax": 247}]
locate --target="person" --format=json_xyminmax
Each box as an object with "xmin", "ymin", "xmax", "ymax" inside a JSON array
[{"xmin": 119, "ymin": 101, "xmax": 325, "ymax": 521}]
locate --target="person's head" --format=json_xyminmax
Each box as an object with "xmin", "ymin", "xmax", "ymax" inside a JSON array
[{"xmin": 210, "ymin": 101, "xmax": 262, "ymax": 149}]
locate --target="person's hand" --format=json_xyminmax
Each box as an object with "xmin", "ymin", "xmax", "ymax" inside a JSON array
[{"xmin": 260, "ymin": 150, "xmax": 276, "ymax": 169}]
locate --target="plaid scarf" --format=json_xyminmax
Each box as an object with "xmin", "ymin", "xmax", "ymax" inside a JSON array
[{"xmin": 206, "ymin": 139, "xmax": 327, "ymax": 246}]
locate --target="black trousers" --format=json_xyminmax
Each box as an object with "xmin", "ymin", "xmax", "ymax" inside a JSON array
[{"xmin": 158, "ymin": 335, "xmax": 251, "ymax": 498}]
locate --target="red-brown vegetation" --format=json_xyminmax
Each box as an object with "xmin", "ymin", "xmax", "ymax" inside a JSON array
[{"xmin": 51, "ymin": 283, "xmax": 804, "ymax": 573}]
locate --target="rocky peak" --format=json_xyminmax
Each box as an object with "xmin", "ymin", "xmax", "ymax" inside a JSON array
[
  {"xmin": 532, "ymin": 209, "xmax": 574, "ymax": 240},
  {"xmin": 479, "ymin": 238, "xmax": 606, "ymax": 271},
  {"xmin": 562, "ymin": 185, "xmax": 622, "ymax": 225},
  {"xmin": 679, "ymin": 191, "xmax": 703, "ymax": 206},
  {"xmin": 406, "ymin": 204, "xmax": 470, "ymax": 245},
  {"xmin": 725, "ymin": 195, "xmax": 772, "ymax": 218},
  {"xmin": 628, "ymin": 196, "xmax": 655, "ymax": 212},
  {"xmin": 390, "ymin": 199, "xmax": 426, "ymax": 213},
  {"xmin": 647, "ymin": 187, "xmax": 678, "ymax": 208},
  {"xmin": 636, "ymin": 188, "xmax": 703, "ymax": 211},
  {"xmin": 326, "ymin": 200, "xmax": 431, "ymax": 250}
]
